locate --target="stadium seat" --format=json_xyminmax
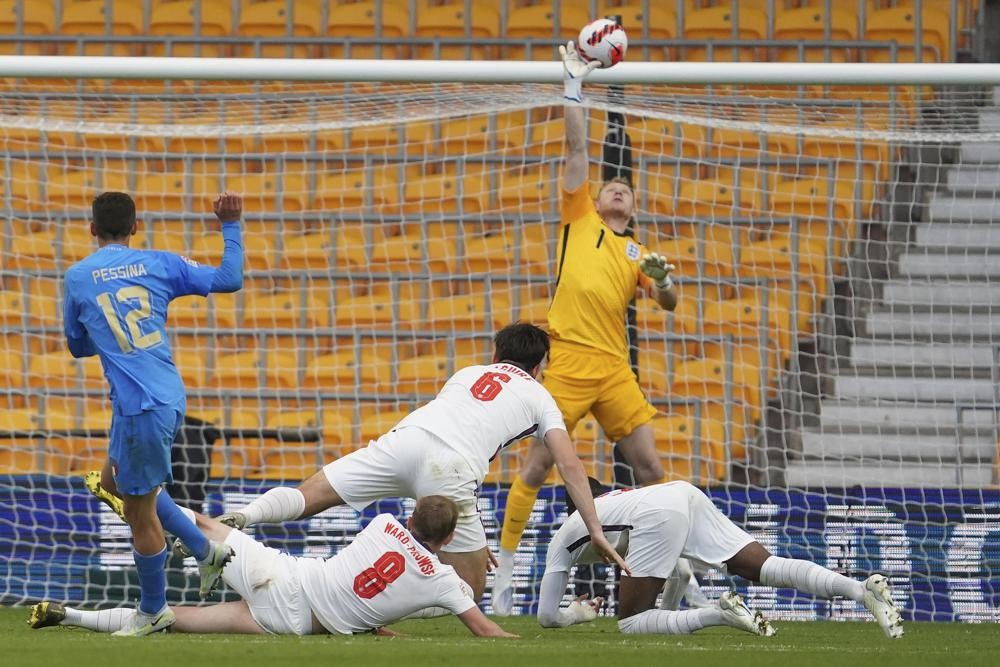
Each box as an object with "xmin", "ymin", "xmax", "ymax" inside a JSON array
[
  {"xmin": 395, "ymin": 352, "xmax": 451, "ymax": 396},
  {"xmin": 414, "ymin": 2, "xmax": 500, "ymax": 60},
  {"xmin": 504, "ymin": 3, "xmax": 588, "ymax": 61},
  {"xmin": 244, "ymin": 289, "xmax": 329, "ymax": 329},
  {"xmin": 148, "ymin": 0, "xmax": 233, "ymax": 58},
  {"xmin": 257, "ymin": 410, "xmax": 328, "ymax": 481},
  {"xmin": 654, "ymin": 235, "xmax": 734, "ymax": 279},
  {"xmin": 314, "ymin": 168, "xmax": 400, "ymax": 213},
  {"xmin": 769, "ymin": 176, "xmax": 857, "ymax": 252},
  {"xmin": 303, "ymin": 347, "xmax": 393, "ymax": 393},
  {"xmin": 359, "ymin": 408, "xmax": 410, "ymax": 444},
  {"xmin": 649, "ymin": 413, "xmax": 728, "ymax": 484},
  {"xmin": 59, "ymin": 0, "xmax": 144, "ymax": 56},
  {"xmin": 211, "ymin": 350, "xmax": 300, "ymax": 389},
  {"xmin": 668, "ymin": 175, "xmax": 764, "ymax": 223},
  {"xmin": 670, "ymin": 346, "xmax": 764, "ymax": 422},
  {"xmin": 335, "ymin": 288, "xmax": 421, "ymax": 329},
  {"xmin": 496, "ymin": 167, "xmax": 555, "ymax": 213},
  {"xmin": 326, "ymin": 0, "xmax": 410, "ymax": 60},
  {"xmin": 425, "ymin": 289, "xmax": 509, "ymax": 333},
  {"xmin": 402, "ymin": 172, "xmax": 487, "ymax": 215},
  {"xmin": 169, "ymin": 292, "xmax": 239, "ymax": 329},
  {"xmin": 740, "ymin": 234, "xmax": 830, "ymax": 293},
  {"xmin": 409, "ymin": 115, "xmax": 517, "ymax": 155},
  {"xmin": 134, "ymin": 173, "xmax": 192, "ymax": 214},
  {"xmin": 599, "ymin": 3, "xmax": 676, "ymax": 59},
  {"xmin": 0, "ymin": 0, "xmax": 56, "ymax": 55},
  {"xmin": 27, "ymin": 350, "xmax": 104, "ymax": 391},
  {"xmin": 461, "ymin": 228, "xmax": 529, "ymax": 275},
  {"xmin": 236, "ymin": 0, "xmax": 322, "ymax": 58},
  {"xmin": 190, "ymin": 228, "xmax": 274, "ymax": 271},
  {"xmin": 865, "ymin": 5, "xmax": 951, "ymax": 63},
  {"xmin": 173, "ymin": 349, "xmax": 208, "ymax": 388},
  {"xmin": 368, "ymin": 224, "xmax": 455, "ymax": 274},
  {"xmin": 46, "ymin": 166, "xmax": 128, "ymax": 210},
  {"xmin": 221, "ymin": 172, "xmax": 309, "ymax": 214},
  {"xmin": 681, "ymin": 7, "xmax": 767, "ymax": 62},
  {"xmin": 0, "ymin": 348, "xmax": 23, "ymax": 388},
  {"xmin": 773, "ymin": 6, "xmax": 858, "ymax": 63},
  {"xmin": 0, "ymin": 408, "xmax": 43, "ymax": 473}
]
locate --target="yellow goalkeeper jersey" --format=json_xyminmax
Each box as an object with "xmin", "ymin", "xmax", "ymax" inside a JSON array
[{"xmin": 547, "ymin": 183, "xmax": 652, "ymax": 363}]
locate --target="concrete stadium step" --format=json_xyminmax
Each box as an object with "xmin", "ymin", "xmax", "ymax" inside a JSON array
[
  {"xmin": 819, "ymin": 400, "xmax": 996, "ymax": 431},
  {"xmin": 849, "ymin": 342, "xmax": 996, "ymax": 370},
  {"xmin": 784, "ymin": 461, "xmax": 994, "ymax": 488},
  {"xmin": 832, "ymin": 374, "xmax": 996, "ymax": 402},
  {"xmin": 927, "ymin": 195, "xmax": 1000, "ymax": 222},
  {"xmin": 897, "ymin": 251, "xmax": 1000, "ymax": 279},
  {"xmin": 945, "ymin": 166, "xmax": 1000, "ymax": 194},
  {"xmin": 958, "ymin": 142, "xmax": 1000, "ymax": 163},
  {"xmin": 914, "ymin": 222, "xmax": 1000, "ymax": 249},
  {"xmin": 981, "ymin": 108, "xmax": 1000, "ymax": 131},
  {"xmin": 881, "ymin": 281, "xmax": 1000, "ymax": 309},
  {"xmin": 800, "ymin": 432, "xmax": 996, "ymax": 461},
  {"xmin": 865, "ymin": 309, "xmax": 999, "ymax": 338}
]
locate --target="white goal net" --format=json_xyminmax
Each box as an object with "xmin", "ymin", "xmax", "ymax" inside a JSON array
[{"xmin": 0, "ymin": 72, "xmax": 997, "ymax": 621}]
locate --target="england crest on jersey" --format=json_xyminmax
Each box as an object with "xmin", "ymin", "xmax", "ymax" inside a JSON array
[{"xmin": 625, "ymin": 241, "xmax": 641, "ymax": 260}]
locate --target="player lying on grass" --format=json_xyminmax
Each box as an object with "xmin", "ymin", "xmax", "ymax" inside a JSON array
[
  {"xmin": 30, "ymin": 496, "xmax": 516, "ymax": 638},
  {"xmin": 198, "ymin": 323, "xmax": 629, "ymax": 602},
  {"xmin": 537, "ymin": 479, "xmax": 904, "ymax": 639}
]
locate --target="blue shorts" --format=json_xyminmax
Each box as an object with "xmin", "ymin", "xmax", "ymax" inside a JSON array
[{"xmin": 109, "ymin": 404, "xmax": 184, "ymax": 496}]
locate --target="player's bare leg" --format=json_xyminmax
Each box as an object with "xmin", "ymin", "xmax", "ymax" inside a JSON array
[
  {"xmin": 221, "ymin": 468, "xmax": 345, "ymax": 529},
  {"xmin": 617, "ymin": 576, "xmax": 773, "ymax": 636},
  {"xmin": 615, "ymin": 422, "xmax": 666, "ymax": 485},
  {"xmin": 172, "ymin": 602, "xmax": 267, "ymax": 634},
  {"xmin": 437, "ymin": 547, "xmax": 489, "ymax": 602},
  {"xmin": 725, "ymin": 542, "xmax": 903, "ymax": 638},
  {"xmin": 494, "ymin": 440, "xmax": 554, "ymax": 614}
]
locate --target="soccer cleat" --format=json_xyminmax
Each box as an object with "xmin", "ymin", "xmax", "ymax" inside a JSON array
[
  {"xmin": 490, "ymin": 562, "xmax": 515, "ymax": 616},
  {"xmin": 172, "ymin": 537, "xmax": 192, "ymax": 559},
  {"xmin": 198, "ymin": 541, "xmax": 235, "ymax": 598},
  {"xmin": 84, "ymin": 470, "xmax": 125, "ymax": 522},
  {"xmin": 863, "ymin": 574, "xmax": 904, "ymax": 639},
  {"xmin": 27, "ymin": 601, "xmax": 65, "ymax": 629},
  {"xmin": 111, "ymin": 606, "xmax": 176, "ymax": 637},
  {"xmin": 719, "ymin": 591, "xmax": 776, "ymax": 637},
  {"xmin": 217, "ymin": 511, "xmax": 247, "ymax": 530}
]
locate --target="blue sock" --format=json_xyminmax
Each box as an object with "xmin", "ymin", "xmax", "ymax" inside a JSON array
[
  {"xmin": 156, "ymin": 490, "xmax": 210, "ymax": 561},
  {"xmin": 134, "ymin": 546, "xmax": 168, "ymax": 615}
]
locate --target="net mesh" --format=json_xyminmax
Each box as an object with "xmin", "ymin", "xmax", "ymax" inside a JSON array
[{"xmin": 0, "ymin": 79, "xmax": 998, "ymax": 621}]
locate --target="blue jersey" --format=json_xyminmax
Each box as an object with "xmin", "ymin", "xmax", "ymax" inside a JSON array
[{"xmin": 63, "ymin": 245, "xmax": 220, "ymax": 415}]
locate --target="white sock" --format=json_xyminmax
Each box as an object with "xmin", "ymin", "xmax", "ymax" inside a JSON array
[
  {"xmin": 659, "ymin": 558, "xmax": 693, "ymax": 610},
  {"xmin": 618, "ymin": 607, "xmax": 723, "ymax": 635},
  {"xmin": 179, "ymin": 506, "xmax": 196, "ymax": 523},
  {"xmin": 240, "ymin": 487, "xmax": 307, "ymax": 526},
  {"xmin": 62, "ymin": 606, "xmax": 136, "ymax": 633},
  {"xmin": 497, "ymin": 548, "xmax": 515, "ymax": 576},
  {"xmin": 759, "ymin": 556, "xmax": 865, "ymax": 602}
]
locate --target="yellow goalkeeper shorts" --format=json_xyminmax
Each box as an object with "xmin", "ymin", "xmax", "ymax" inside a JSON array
[{"xmin": 543, "ymin": 343, "xmax": 657, "ymax": 443}]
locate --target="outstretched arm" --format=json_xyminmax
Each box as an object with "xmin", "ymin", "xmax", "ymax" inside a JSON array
[
  {"xmin": 640, "ymin": 252, "xmax": 678, "ymax": 311},
  {"xmin": 208, "ymin": 191, "xmax": 244, "ymax": 294},
  {"xmin": 457, "ymin": 607, "xmax": 519, "ymax": 638},
  {"xmin": 561, "ymin": 41, "xmax": 599, "ymax": 194}
]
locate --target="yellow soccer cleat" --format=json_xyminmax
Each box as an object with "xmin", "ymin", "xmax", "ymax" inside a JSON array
[
  {"xmin": 84, "ymin": 470, "xmax": 125, "ymax": 522},
  {"xmin": 28, "ymin": 601, "xmax": 66, "ymax": 629}
]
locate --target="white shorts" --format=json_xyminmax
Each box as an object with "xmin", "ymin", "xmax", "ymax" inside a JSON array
[
  {"xmin": 223, "ymin": 529, "xmax": 314, "ymax": 635},
  {"xmin": 677, "ymin": 483, "xmax": 756, "ymax": 571},
  {"xmin": 322, "ymin": 426, "xmax": 486, "ymax": 553}
]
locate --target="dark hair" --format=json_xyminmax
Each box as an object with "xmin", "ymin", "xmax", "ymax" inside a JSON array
[
  {"xmin": 564, "ymin": 476, "xmax": 607, "ymax": 516},
  {"xmin": 92, "ymin": 192, "xmax": 136, "ymax": 240},
  {"xmin": 410, "ymin": 495, "xmax": 459, "ymax": 546},
  {"xmin": 493, "ymin": 322, "xmax": 549, "ymax": 373}
]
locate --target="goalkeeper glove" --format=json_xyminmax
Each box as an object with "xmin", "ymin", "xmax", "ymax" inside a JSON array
[
  {"xmin": 640, "ymin": 252, "xmax": 676, "ymax": 290},
  {"xmin": 559, "ymin": 41, "xmax": 600, "ymax": 103}
]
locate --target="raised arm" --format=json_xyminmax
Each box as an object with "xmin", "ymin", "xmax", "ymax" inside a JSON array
[
  {"xmin": 208, "ymin": 191, "xmax": 244, "ymax": 294},
  {"xmin": 456, "ymin": 607, "xmax": 519, "ymax": 638},
  {"xmin": 543, "ymin": 428, "xmax": 631, "ymax": 576},
  {"xmin": 641, "ymin": 252, "xmax": 678, "ymax": 311},
  {"xmin": 560, "ymin": 42, "xmax": 599, "ymax": 194}
]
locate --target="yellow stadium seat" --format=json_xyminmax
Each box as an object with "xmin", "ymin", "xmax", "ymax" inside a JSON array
[
  {"xmin": 256, "ymin": 410, "xmax": 329, "ymax": 481},
  {"xmin": 654, "ymin": 235, "xmax": 734, "ymax": 279},
  {"xmin": 668, "ymin": 176, "xmax": 764, "ymax": 222},
  {"xmin": 149, "ymin": 0, "xmax": 233, "ymax": 58},
  {"xmin": 649, "ymin": 413, "xmax": 728, "ymax": 484},
  {"xmin": 496, "ymin": 167, "xmax": 554, "ymax": 213},
  {"xmin": 314, "ymin": 168, "xmax": 400, "ymax": 213},
  {"xmin": 864, "ymin": 6, "xmax": 951, "ymax": 62},
  {"xmin": 173, "ymin": 349, "xmax": 207, "ymax": 388},
  {"xmin": 369, "ymin": 224, "xmax": 455, "ymax": 274},
  {"xmin": 318, "ymin": 407, "xmax": 356, "ymax": 453},
  {"xmin": 414, "ymin": 2, "xmax": 500, "ymax": 60},
  {"xmin": 303, "ymin": 347, "xmax": 393, "ymax": 393},
  {"xmin": 769, "ymin": 176, "xmax": 856, "ymax": 252},
  {"xmin": 409, "ymin": 115, "xmax": 517, "ymax": 155},
  {"xmin": 134, "ymin": 173, "xmax": 203, "ymax": 214},
  {"xmin": 221, "ymin": 172, "xmax": 308, "ymax": 214},
  {"xmin": 0, "ymin": 408, "xmax": 44, "ymax": 473},
  {"xmin": 0, "ymin": 1, "xmax": 56, "ymax": 55},
  {"xmin": 326, "ymin": 1, "xmax": 410, "ymax": 59},
  {"xmin": 682, "ymin": 7, "xmax": 767, "ymax": 62},
  {"xmin": 740, "ymin": 235, "xmax": 829, "ymax": 291},
  {"xmin": 236, "ymin": 1, "xmax": 322, "ymax": 58},
  {"xmin": 0, "ymin": 348, "xmax": 23, "ymax": 388},
  {"xmin": 359, "ymin": 408, "xmax": 410, "ymax": 444},
  {"xmin": 671, "ymin": 346, "xmax": 764, "ymax": 422},
  {"xmin": 461, "ymin": 229, "xmax": 527, "ymax": 275},
  {"xmin": 334, "ymin": 290, "xmax": 420, "ymax": 329},
  {"xmin": 280, "ymin": 230, "xmax": 353, "ymax": 271},
  {"xmin": 59, "ymin": 0, "xmax": 144, "ymax": 56},
  {"xmin": 396, "ymin": 353, "xmax": 451, "ymax": 396},
  {"xmin": 146, "ymin": 224, "xmax": 188, "ymax": 255},
  {"xmin": 505, "ymin": 3, "xmax": 587, "ymax": 61},
  {"xmin": 211, "ymin": 350, "xmax": 300, "ymax": 389},
  {"xmin": 190, "ymin": 228, "xmax": 273, "ymax": 271},
  {"xmin": 796, "ymin": 120, "xmax": 891, "ymax": 183},
  {"xmin": 426, "ymin": 289, "xmax": 509, "ymax": 333},
  {"xmin": 46, "ymin": 167, "xmax": 128, "ymax": 210},
  {"xmin": 774, "ymin": 6, "xmax": 858, "ymax": 63},
  {"xmin": 169, "ymin": 294, "xmax": 238, "ymax": 330},
  {"xmin": 599, "ymin": 3, "xmax": 675, "ymax": 59},
  {"xmin": 402, "ymin": 172, "xmax": 487, "ymax": 215},
  {"xmin": 27, "ymin": 349, "xmax": 104, "ymax": 391},
  {"xmin": 244, "ymin": 289, "xmax": 329, "ymax": 329}
]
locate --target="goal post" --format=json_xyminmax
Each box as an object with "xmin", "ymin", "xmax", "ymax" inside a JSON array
[{"xmin": 0, "ymin": 57, "xmax": 998, "ymax": 622}]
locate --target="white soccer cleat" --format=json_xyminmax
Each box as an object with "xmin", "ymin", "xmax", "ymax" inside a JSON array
[
  {"xmin": 198, "ymin": 541, "xmax": 235, "ymax": 598},
  {"xmin": 111, "ymin": 606, "xmax": 176, "ymax": 637},
  {"xmin": 863, "ymin": 574, "xmax": 904, "ymax": 639},
  {"xmin": 491, "ymin": 562, "xmax": 515, "ymax": 616},
  {"xmin": 719, "ymin": 591, "xmax": 776, "ymax": 637}
]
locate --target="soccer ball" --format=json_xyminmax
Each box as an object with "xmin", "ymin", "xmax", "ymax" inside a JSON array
[{"xmin": 577, "ymin": 18, "xmax": 628, "ymax": 69}]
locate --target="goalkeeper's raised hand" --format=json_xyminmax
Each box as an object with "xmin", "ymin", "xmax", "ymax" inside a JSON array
[
  {"xmin": 640, "ymin": 252, "xmax": 676, "ymax": 290},
  {"xmin": 560, "ymin": 41, "xmax": 600, "ymax": 103}
]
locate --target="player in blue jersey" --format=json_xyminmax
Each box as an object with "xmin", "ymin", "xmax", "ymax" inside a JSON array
[{"xmin": 62, "ymin": 190, "xmax": 245, "ymax": 637}]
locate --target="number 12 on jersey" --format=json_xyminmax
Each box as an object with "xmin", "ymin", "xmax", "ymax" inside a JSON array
[{"xmin": 96, "ymin": 285, "xmax": 162, "ymax": 354}]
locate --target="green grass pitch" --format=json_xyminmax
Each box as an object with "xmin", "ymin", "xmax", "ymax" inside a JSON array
[{"xmin": 3, "ymin": 608, "xmax": 998, "ymax": 667}]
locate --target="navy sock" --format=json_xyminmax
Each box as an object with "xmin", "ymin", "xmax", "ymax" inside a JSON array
[
  {"xmin": 133, "ymin": 546, "xmax": 168, "ymax": 616},
  {"xmin": 156, "ymin": 490, "xmax": 210, "ymax": 561}
]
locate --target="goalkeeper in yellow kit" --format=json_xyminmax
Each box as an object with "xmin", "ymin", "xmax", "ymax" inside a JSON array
[{"xmin": 492, "ymin": 42, "xmax": 678, "ymax": 615}]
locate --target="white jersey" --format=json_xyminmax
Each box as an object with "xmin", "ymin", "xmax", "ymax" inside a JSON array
[
  {"xmin": 394, "ymin": 363, "xmax": 567, "ymax": 481},
  {"xmin": 298, "ymin": 514, "xmax": 476, "ymax": 634}
]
